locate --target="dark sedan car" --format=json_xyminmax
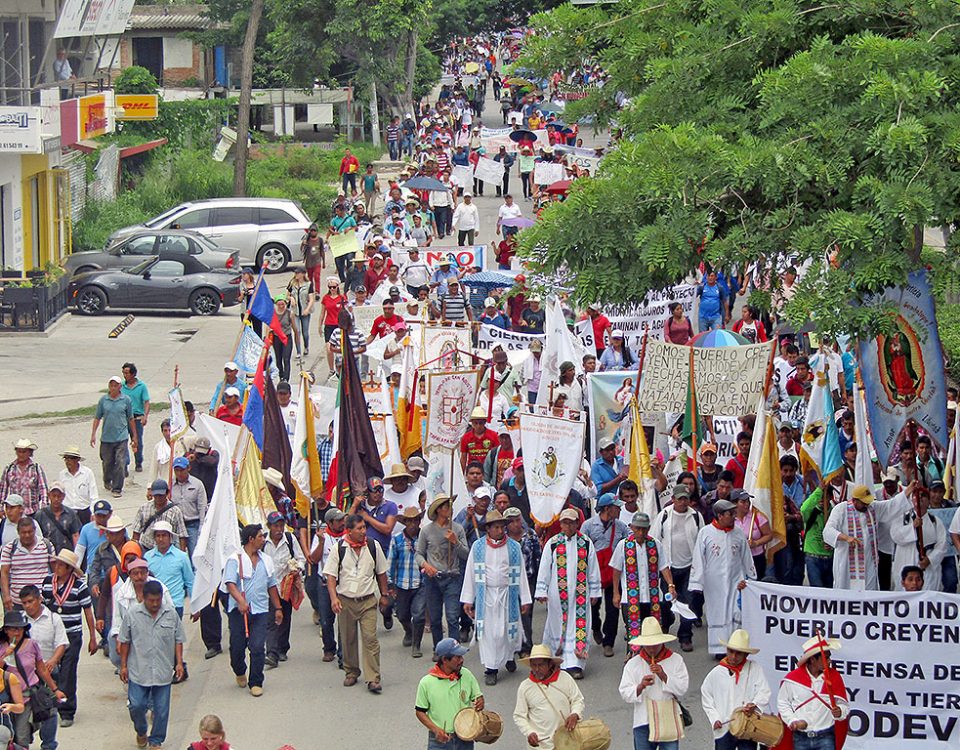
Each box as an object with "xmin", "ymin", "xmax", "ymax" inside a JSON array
[
  {"xmin": 63, "ymin": 229, "xmax": 240, "ymax": 276},
  {"xmin": 69, "ymin": 252, "xmax": 242, "ymax": 316}
]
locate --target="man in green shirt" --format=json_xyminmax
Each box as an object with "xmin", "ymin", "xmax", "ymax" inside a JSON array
[
  {"xmin": 415, "ymin": 638, "xmax": 484, "ymax": 748},
  {"xmin": 800, "ymin": 474, "xmax": 848, "ymax": 589},
  {"xmin": 90, "ymin": 376, "xmax": 137, "ymax": 497},
  {"xmin": 121, "ymin": 362, "xmax": 150, "ymax": 473}
]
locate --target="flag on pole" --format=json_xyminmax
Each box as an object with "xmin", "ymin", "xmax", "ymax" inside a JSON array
[
  {"xmin": 235, "ymin": 434, "xmax": 271, "ymax": 527},
  {"xmin": 396, "ymin": 344, "xmax": 423, "ymax": 459},
  {"xmin": 628, "ymin": 397, "xmax": 658, "ymax": 518},
  {"xmin": 261, "ymin": 373, "xmax": 295, "ymax": 498},
  {"xmin": 248, "ymin": 268, "xmax": 288, "ymax": 344},
  {"xmin": 800, "ymin": 362, "xmax": 844, "ymax": 482},
  {"xmin": 291, "ymin": 374, "xmax": 323, "ymax": 519},
  {"xmin": 852, "ymin": 383, "xmax": 873, "ymax": 487},
  {"xmin": 190, "ymin": 415, "xmax": 241, "ymax": 608},
  {"xmin": 241, "ymin": 335, "xmax": 272, "ymax": 449},
  {"xmin": 679, "ymin": 358, "xmax": 704, "ymax": 448},
  {"xmin": 168, "ymin": 386, "xmax": 189, "ymax": 440},
  {"xmin": 536, "ymin": 297, "xmax": 588, "ymax": 406},
  {"xmin": 745, "ymin": 409, "xmax": 786, "ymax": 560}
]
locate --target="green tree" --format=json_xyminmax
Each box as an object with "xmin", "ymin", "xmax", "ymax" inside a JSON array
[
  {"xmin": 114, "ymin": 66, "xmax": 158, "ymax": 95},
  {"xmin": 516, "ymin": 0, "xmax": 960, "ymax": 338}
]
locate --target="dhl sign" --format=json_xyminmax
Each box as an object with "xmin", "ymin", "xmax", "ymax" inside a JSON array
[{"xmin": 115, "ymin": 95, "xmax": 159, "ymax": 121}]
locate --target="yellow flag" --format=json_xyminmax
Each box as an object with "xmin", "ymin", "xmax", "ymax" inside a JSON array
[
  {"xmin": 234, "ymin": 436, "xmax": 270, "ymax": 527},
  {"xmin": 396, "ymin": 344, "xmax": 423, "ymax": 460},
  {"xmin": 753, "ymin": 412, "xmax": 787, "ymax": 560},
  {"xmin": 291, "ymin": 375, "xmax": 323, "ymax": 518},
  {"xmin": 628, "ymin": 397, "xmax": 652, "ymax": 486}
]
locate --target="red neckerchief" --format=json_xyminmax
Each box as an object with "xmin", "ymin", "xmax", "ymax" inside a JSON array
[
  {"xmin": 326, "ymin": 528, "xmax": 346, "ymax": 539},
  {"xmin": 345, "ymin": 533, "xmax": 368, "ymax": 551},
  {"xmin": 529, "ymin": 668, "xmax": 560, "ymax": 684},
  {"xmin": 711, "ymin": 520, "xmax": 733, "ymax": 533},
  {"xmin": 429, "ymin": 665, "xmax": 460, "ymax": 681},
  {"xmin": 639, "ymin": 647, "xmax": 673, "ymax": 665},
  {"xmin": 720, "ymin": 657, "xmax": 746, "ymax": 684},
  {"xmin": 486, "ymin": 535, "xmax": 507, "ymax": 549},
  {"xmin": 51, "ymin": 573, "xmax": 76, "ymax": 608}
]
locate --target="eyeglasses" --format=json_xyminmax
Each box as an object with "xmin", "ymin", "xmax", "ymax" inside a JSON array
[{"xmin": 369, "ymin": 486, "xmax": 384, "ymax": 493}]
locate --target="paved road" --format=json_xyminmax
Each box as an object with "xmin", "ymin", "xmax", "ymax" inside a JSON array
[{"xmin": 0, "ymin": 84, "xmax": 722, "ymax": 750}]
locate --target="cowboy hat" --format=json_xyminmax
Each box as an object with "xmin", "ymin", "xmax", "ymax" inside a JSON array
[
  {"xmin": 719, "ymin": 629, "xmax": 759, "ymax": 655},
  {"xmin": 517, "ymin": 644, "xmax": 563, "ymax": 666},
  {"xmin": 399, "ymin": 506, "xmax": 423, "ymax": 521},
  {"xmin": 469, "ymin": 406, "xmax": 488, "ymax": 421},
  {"xmin": 628, "ymin": 616, "xmax": 677, "ymax": 647},
  {"xmin": 484, "ymin": 509, "xmax": 506, "ymax": 526},
  {"xmin": 13, "ymin": 439, "xmax": 37, "ymax": 451},
  {"xmin": 797, "ymin": 635, "xmax": 841, "ymax": 666},
  {"xmin": 60, "ymin": 445, "xmax": 84, "ymax": 460},
  {"xmin": 263, "ymin": 467, "xmax": 286, "ymax": 491},
  {"xmin": 384, "ymin": 463, "xmax": 413, "ymax": 481},
  {"xmin": 50, "ymin": 549, "xmax": 84, "ymax": 576},
  {"xmin": 428, "ymin": 494, "xmax": 455, "ymax": 521},
  {"xmin": 105, "ymin": 515, "xmax": 126, "ymax": 533}
]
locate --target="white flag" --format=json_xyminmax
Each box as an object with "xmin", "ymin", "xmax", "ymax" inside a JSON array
[
  {"xmin": 520, "ymin": 407, "xmax": 586, "ymax": 524},
  {"xmin": 168, "ymin": 387, "xmax": 189, "ymax": 440},
  {"xmin": 191, "ymin": 415, "xmax": 241, "ymax": 609},
  {"xmin": 853, "ymin": 384, "xmax": 874, "ymax": 487},
  {"xmin": 537, "ymin": 297, "xmax": 587, "ymax": 406}
]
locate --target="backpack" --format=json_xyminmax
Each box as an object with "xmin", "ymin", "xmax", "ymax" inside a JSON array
[{"xmin": 335, "ymin": 538, "xmax": 378, "ymax": 573}]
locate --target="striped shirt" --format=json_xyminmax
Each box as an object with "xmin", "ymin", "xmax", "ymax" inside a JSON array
[
  {"xmin": 40, "ymin": 573, "xmax": 92, "ymax": 635},
  {"xmin": 329, "ymin": 327, "xmax": 364, "ymax": 369},
  {"xmin": 441, "ymin": 292, "xmax": 468, "ymax": 321},
  {"xmin": 388, "ymin": 530, "xmax": 421, "ymax": 590},
  {"xmin": 1, "ymin": 538, "xmax": 53, "ymax": 606}
]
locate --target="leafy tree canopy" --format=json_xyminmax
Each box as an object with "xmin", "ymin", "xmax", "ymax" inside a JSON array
[{"xmin": 516, "ymin": 0, "xmax": 960, "ymax": 338}]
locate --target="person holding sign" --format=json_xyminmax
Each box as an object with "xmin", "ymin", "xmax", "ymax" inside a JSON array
[
  {"xmin": 775, "ymin": 636, "xmax": 849, "ymax": 750},
  {"xmin": 327, "ymin": 204, "xmax": 358, "ymax": 280}
]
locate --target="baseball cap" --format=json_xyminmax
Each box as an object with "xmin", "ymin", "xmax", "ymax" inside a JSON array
[
  {"xmin": 407, "ymin": 457, "xmax": 426, "ymax": 473},
  {"xmin": 512, "ymin": 457, "xmax": 524, "ymax": 470},
  {"xmin": 672, "ymin": 484, "xmax": 691, "ymax": 499},
  {"xmin": 502, "ymin": 507, "xmax": 522, "ymax": 520},
  {"xmin": 713, "ymin": 499, "xmax": 736, "ymax": 515},
  {"xmin": 172, "ymin": 457, "xmax": 190, "ymax": 470},
  {"xmin": 224, "ymin": 361, "xmax": 239, "ymax": 371},
  {"xmin": 596, "ymin": 493, "xmax": 621, "ymax": 510},
  {"xmin": 3, "ymin": 494, "xmax": 24, "ymax": 507},
  {"xmin": 611, "ymin": 329, "xmax": 625, "ymax": 339},
  {"xmin": 559, "ymin": 508, "xmax": 579, "ymax": 522},
  {"xmin": 435, "ymin": 638, "xmax": 469, "ymax": 658},
  {"xmin": 48, "ymin": 482, "xmax": 65, "ymax": 496},
  {"xmin": 324, "ymin": 508, "xmax": 346, "ymax": 524},
  {"xmin": 699, "ymin": 442, "xmax": 717, "ymax": 455},
  {"xmin": 194, "ymin": 436, "xmax": 211, "ymax": 454},
  {"xmin": 484, "ymin": 297, "xmax": 497, "ymax": 308},
  {"xmin": 108, "ymin": 375, "xmax": 123, "ymax": 385},
  {"xmin": 266, "ymin": 511, "xmax": 284, "ymax": 525},
  {"xmin": 598, "ymin": 436, "xmax": 616, "ymax": 450},
  {"xmin": 93, "ymin": 499, "xmax": 112, "ymax": 515},
  {"xmin": 731, "ymin": 489, "xmax": 753, "ymax": 503},
  {"xmin": 225, "ymin": 386, "xmax": 240, "ymax": 398},
  {"xmin": 851, "ymin": 485, "xmax": 875, "ymax": 505},
  {"xmin": 149, "ymin": 479, "xmax": 169, "ymax": 495},
  {"xmin": 630, "ymin": 512, "xmax": 651, "ymax": 528},
  {"xmin": 474, "ymin": 486, "xmax": 492, "ymax": 500}
]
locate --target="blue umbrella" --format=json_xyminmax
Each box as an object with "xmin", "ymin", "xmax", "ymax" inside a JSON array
[
  {"xmin": 402, "ymin": 176, "xmax": 448, "ymax": 191},
  {"xmin": 461, "ymin": 271, "xmax": 518, "ymax": 289}
]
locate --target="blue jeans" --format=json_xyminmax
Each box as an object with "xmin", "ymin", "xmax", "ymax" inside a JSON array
[
  {"xmin": 388, "ymin": 140, "xmax": 400, "ymax": 161},
  {"xmin": 294, "ymin": 314, "xmax": 311, "ymax": 355},
  {"xmin": 805, "ymin": 554, "xmax": 833, "ymax": 588},
  {"xmin": 185, "ymin": 519, "xmax": 201, "ymax": 560},
  {"xmin": 39, "ymin": 711, "xmax": 59, "ymax": 750},
  {"xmin": 942, "ymin": 556, "xmax": 958, "ymax": 594},
  {"xmin": 699, "ymin": 316, "xmax": 722, "ymax": 332},
  {"xmin": 132, "ymin": 418, "xmax": 145, "ymax": 468},
  {"xmin": 428, "ymin": 736, "xmax": 473, "ymax": 749},
  {"xmin": 402, "ymin": 134, "xmax": 414, "ymax": 157},
  {"xmin": 716, "ymin": 732, "xmax": 757, "ymax": 749},
  {"xmin": 633, "ymin": 725, "xmax": 679, "ymax": 750},
  {"xmin": 228, "ymin": 609, "xmax": 268, "ymax": 688},
  {"xmin": 793, "ymin": 729, "xmax": 835, "ymax": 750},
  {"xmin": 315, "ymin": 577, "xmax": 340, "ymax": 657},
  {"xmin": 127, "ymin": 682, "xmax": 171, "ymax": 746},
  {"xmin": 423, "ymin": 573, "xmax": 463, "ymax": 650}
]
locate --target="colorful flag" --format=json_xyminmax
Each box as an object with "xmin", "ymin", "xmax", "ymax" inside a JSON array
[
  {"xmin": 396, "ymin": 343, "xmax": 423, "ymax": 459},
  {"xmin": 627, "ymin": 397, "xmax": 658, "ymax": 519},
  {"xmin": 745, "ymin": 410, "xmax": 786, "ymax": 560},
  {"xmin": 291, "ymin": 374, "xmax": 323, "ymax": 519},
  {"xmin": 260, "ymin": 373, "xmax": 295, "ymax": 498},
  {"xmin": 248, "ymin": 268, "xmax": 288, "ymax": 344},
  {"xmin": 241, "ymin": 336, "xmax": 272, "ymax": 449},
  {"xmin": 336, "ymin": 327, "xmax": 384, "ymax": 501},
  {"xmin": 235, "ymin": 435, "xmax": 271, "ymax": 527},
  {"xmin": 857, "ymin": 270, "xmax": 947, "ymax": 466},
  {"xmin": 800, "ymin": 360, "xmax": 844, "ymax": 482}
]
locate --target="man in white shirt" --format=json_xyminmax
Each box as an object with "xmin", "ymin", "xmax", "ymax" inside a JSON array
[
  {"xmin": 513, "ymin": 644, "xmax": 585, "ymax": 750},
  {"xmin": 276, "ymin": 382, "xmax": 298, "ymax": 444},
  {"xmin": 776, "ymin": 636, "xmax": 849, "ymax": 749},
  {"xmin": 400, "ymin": 248, "xmax": 432, "ymax": 297},
  {"xmin": 58, "ymin": 446, "xmax": 99, "ymax": 524},
  {"xmin": 452, "ymin": 192, "xmax": 480, "ymax": 246},
  {"xmin": 496, "ymin": 194, "xmax": 523, "ymax": 238},
  {"xmin": 383, "ymin": 464, "xmax": 424, "ymax": 516},
  {"xmin": 701, "ymin": 629, "xmax": 771, "ymax": 748}
]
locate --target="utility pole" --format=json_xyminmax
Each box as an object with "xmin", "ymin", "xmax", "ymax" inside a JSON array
[
  {"xmin": 233, "ymin": 0, "xmax": 265, "ymax": 196},
  {"xmin": 369, "ymin": 79, "xmax": 381, "ymax": 146}
]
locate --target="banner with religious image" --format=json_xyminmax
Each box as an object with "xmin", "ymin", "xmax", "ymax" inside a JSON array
[
  {"xmin": 520, "ymin": 407, "xmax": 586, "ymax": 524},
  {"xmin": 857, "ymin": 270, "xmax": 948, "ymax": 467},
  {"xmin": 425, "ymin": 369, "xmax": 481, "ymax": 452},
  {"xmin": 587, "ymin": 372, "xmax": 637, "ymax": 462},
  {"xmin": 421, "ymin": 324, "xmax": 472, "ymax": 366}
]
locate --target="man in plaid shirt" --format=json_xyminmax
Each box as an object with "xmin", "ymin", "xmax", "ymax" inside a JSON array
[
  {"xmin": 387, "ymin": 506, "xmax": 425, "ymax": 658},
  {"xmin": 0, "ymin": 439, "xmax": 49, "ymax": 515},
  {"xmin": 505, "ymin": 506, "xmax": 540, "ymax": 658}
]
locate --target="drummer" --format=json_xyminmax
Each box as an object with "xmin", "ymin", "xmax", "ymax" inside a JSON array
[
  {"xmin": 700, "ymin": 629, "xmax": 771, "ymax": 750},
  {"xmin": 415, "ymin": 637, "xmax": 484, "ymax": 749},
  {"xmin": 513, "ymin": 644, "xmax": 584, "ymax": 750},
  {"xmin": 776, "ymin": 636, "xmax": 849, "ymax": 750}
]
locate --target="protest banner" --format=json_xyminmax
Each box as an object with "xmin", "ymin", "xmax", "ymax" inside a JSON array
[
  {"xmin": 520, "ymin": 408, "xmax": 586, "ymax": 523},
  {"xmin": 858, "ymin": 269, "xmax": 948, "ymax": 466},
  {"xmin": 450, "ymin": 164, "xmax": 474, "ymax": 187},
  {"xmin": 533, "ymin": 161, "xmax": 565, "ymax": 185},
  {"xmin": 554, "ymin": 144, "xmax": 601, "ymax": 175},
  {"xmin": 351, "ymin": 305, "xmax": 381, "ymax": 338},
  {"xmin": 638, "ymin": 340, "xmax": 772, "ymax": 416},
  {"xmin": 480, "ymin": 126, "xmax": 549, "ymax": 153},
  {"xmin": 605, "ymin": 283, "xmax": 698, "ymax": 351},
  {"xmin": 422, "ymin": 324, "xmax": 472, "ymax": 365},
  {"xmin": 575, "ymin": 319, "xmax": 596, "ymax": 356},
  {"xmin": 168, "ymin": 387, "xmax": 189, "ymax": 440},
  {"xmin": 329, "ymin": 229, "xmax": 358, "ymax": 258},
  {"xmin": 742, "ymin": 581, "xmax": 960, "ymax": 749},
  {"xmin": 587, "ymin": 372, "xmax": 637, "ymax": 461},
  {"xmin": 425, "ymin": 369, "xmax": 481, "ymax": 452},
  {"xmin": 477, "ymin": 323, "xmax": 544, "ymax": 352},
  {"xmin": 391, "ymin": 245, "xmax": 485, "ymax": 271},
  {"xmin": 474, "ymin": 156, "xmax": 505, "ymax": 185}
]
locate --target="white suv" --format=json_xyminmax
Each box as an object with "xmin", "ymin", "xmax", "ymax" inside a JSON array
[{"xmin": 108, "ymin": 198, "xmax": 311, "ymax": 272}]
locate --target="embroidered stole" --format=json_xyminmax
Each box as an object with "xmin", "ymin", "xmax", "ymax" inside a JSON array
[
  {"xmin": 624, "ymin": 535, "xmax": 661, "ymax": 651},
  {"xmin": 553, "ymin": 533, "xmax": 589, "ymax": 658},
  {"xmin": 473, "ymin": 538, "xmax": 523, "ymax": 643},
  {"xmin": 845, "ymin": 502, "xmax": 877, "ymax": 582}
]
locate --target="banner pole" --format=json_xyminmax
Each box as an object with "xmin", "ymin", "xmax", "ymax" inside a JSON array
[
  {"xmin": 633, "ymin": 324, "xmax": 648, "ymax": 398},
  {"xmin": 167, "ymin": 365, "xmax": 179, "ymax": 491}
]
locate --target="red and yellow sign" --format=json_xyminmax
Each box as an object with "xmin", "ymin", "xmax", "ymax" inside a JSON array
[
  {"xmin": 115, "ymin": 94, "xmax": 159, "ymax": 121},
  {"xmin": 78, "ymin": 94, "xmax": 108, "ymax": 139}
]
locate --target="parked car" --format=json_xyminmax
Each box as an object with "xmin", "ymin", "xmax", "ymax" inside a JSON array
[
  {"xmin": 64, "ymin": 230, "xmax": 239, "ymax": 276},
  {"xmin": 69, "ymin": 252, "xmax": 242, "ymax": 316},
  {"xmin": 107, "ymin": 198, "xmax": 311, "ymax": 272}
]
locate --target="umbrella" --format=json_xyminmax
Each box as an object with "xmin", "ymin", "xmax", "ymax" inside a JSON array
[
  {"xmin": 501, "ymin": 216, "xmax": 536, "ymax": 229},
  {"xmin": 402, "ymin": 176, "xmax": 448, "ymax": 192},
  {"xmin": 504, "ymin": 76, "xmax": 534, "ymax": 86},
  {"xmin": 461, "ymin": 271, "xmax": 518, "ymax": 290},
  {"xmin": 509, "ymin": 129, "xmax": 536, "ymax": 144},
  {"xmin": 545, "ymin": 179, "xmax": 573, "ymax": 195},
  {"xmin": 538, "ymin": 102, "xmax": 565, "ymax": 114},
  {"xmin": 691, "ymin": 329, "xmax": 750, "ymax": 347}
]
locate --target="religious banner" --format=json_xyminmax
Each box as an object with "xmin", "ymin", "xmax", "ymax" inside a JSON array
[
  {"xmin": 425, "ymin": 369, "xmax": 481, "ymax": 452},
  {"xmin": 533, "ymin": 161, "xmax": 566, "ymax": 186},
  {"xmin": 605, "ymin": 284, "xmax": 698, "ymax": 352},
  {"xmin": 476, "ymin": 324, "xmax": 544, "ymax": 352},
  {"xmin": 638, "ymin": 340, "xmax": 772, "ymax": 416},
  {"xmin": 422, "ymin": 324, "xmax": 472, "ymax": 365},
  {"xmin": 742, "ymin": 581, "xmax": 960, "ymax": 750},
  {"xmin": 474, "ymin": 156, "xmax": 505, "ymax": 185},
  {"xmin": 587, "ymin": 372, "xmax": 637, "ymax": 461},
  {"xmin": 168, "ymin": 387, "xmax": 189, "ymax": 440},
  {"xmin": 329, "ymin": 229, "xmax": 358, "ymax": 258},
  {"xmin": 450, "ymin": 164, "xmax": 474, "ymax": 187},
  {"xmin": 520, "ymin": 408, "xmax": 586, "ymax": 523},
  {"xmin": 857, "ymin": 270, "xmax": 948, "ymax": 467}
]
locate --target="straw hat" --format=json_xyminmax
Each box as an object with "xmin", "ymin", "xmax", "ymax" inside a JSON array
[
  {"xmin": 384, "ymin": 463, "xmax": 413, "ymax": 481},
  {"xmin": 428, "ymin": 494, "xmax": 455, "ymax": 521},
  {"xmin": 484, "ymin": 509, "xmax": 506, "ymax": 526},
  {"xmin": 517, "ymin": 644, "xmax": 563, "ymax": 666},
  {"xmin": 60, "ymin": 445, "xmax": 84, "ymax": 460},
  {"xmin": 719, "ymin": 629, "xmax": 759, "ymax": 655},
  {"xmin": 628, "ymin": 616, "xmax": 677, "ymax": 647},
  {"xmin": 105, "ymin": 516, "xmax": 126, "ymax": 533},
  {"xmin": 263, "ymin": 467, "xmax": 286, "ymax": 491},
  {"xmin": 13, "ymin": 438, "xmax": 37, "ymax": 451},
  {"xmin": 398, "ymin": 506, "xmax": 423, "ymax": 522},
  {"xmin": 797, "ymin": 635, "xmax": 841, "ymax": 666},
  {"xmin": 50, "ymin": 549, "xmax": 84, "ymax": 576},
  {"xmin": 469, "ymin": 406, "xmax": 487, "ymax": 421}
]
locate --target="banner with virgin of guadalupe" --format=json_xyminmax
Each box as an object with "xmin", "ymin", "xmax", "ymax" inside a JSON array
[
  {"xmin": 519, "ymin": 407, "xmax": 586, "ymax": 524},
  {"xmin": 857, "ymin": 270, "xmax": 948, "ymax": 468}
]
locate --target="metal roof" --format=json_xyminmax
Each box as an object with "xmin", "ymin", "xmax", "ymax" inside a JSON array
[{"xmin": 129, "ymin": 5, "xmax": 217, "ymax": 30}]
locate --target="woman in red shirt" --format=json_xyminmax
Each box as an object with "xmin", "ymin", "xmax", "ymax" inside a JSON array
[
  {"xmin": 320, "ymin": 278, "xmax": 348, "ymax": 372},
  {"xmin": 664, "ymin": 302, "xmax": 694, "ymax": 345}
]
